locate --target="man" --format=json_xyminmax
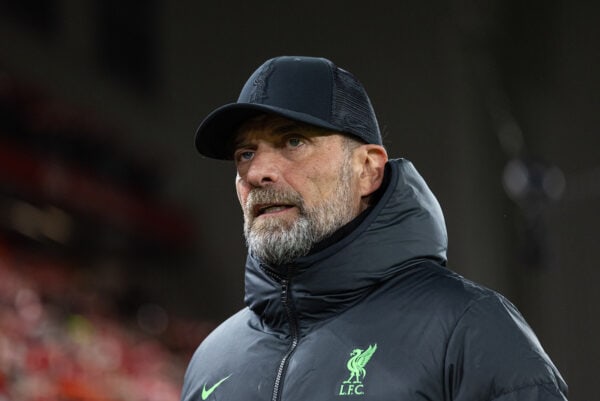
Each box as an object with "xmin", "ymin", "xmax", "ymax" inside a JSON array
[{"xmin": 181, "ymin": 56, "xmax": 567, "ymax": 401}]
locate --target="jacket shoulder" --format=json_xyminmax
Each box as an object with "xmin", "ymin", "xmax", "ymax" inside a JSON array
[
  {"xmin": 380, "ymin": 262, "xmax": 568, "ymax": 400},
  {"xmin": 381, "ymin": 261, "xmax": 500, "ymax": 316},
  {"xmin": 441, "ymin": 277, "xmax": 568, "ymax": 400}
]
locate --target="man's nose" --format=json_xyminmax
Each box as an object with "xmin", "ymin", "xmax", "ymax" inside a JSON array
[{"xmin": 245, "ymin": 149, "xmax": 280, "ymax": 187}]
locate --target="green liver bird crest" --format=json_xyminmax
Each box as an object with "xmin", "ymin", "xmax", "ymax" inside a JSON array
[{"xmin": 343, "ymin": 344, "xmax": 378, "ymax": 384}]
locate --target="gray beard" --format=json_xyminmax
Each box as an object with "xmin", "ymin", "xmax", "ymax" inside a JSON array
[{"xmin": 243, "ymin": 159, "xmax": 356, "ymax": 266}]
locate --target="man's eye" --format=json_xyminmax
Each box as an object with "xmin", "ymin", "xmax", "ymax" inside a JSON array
[
  {"xmin": 237, "ymin": 151, "xmax": 254, "ymax": 161},
  {"xmin": 287, "ymin": 137, "xmax": 303, "ymax": 147}
]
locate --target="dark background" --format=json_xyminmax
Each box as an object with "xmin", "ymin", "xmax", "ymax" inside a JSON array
[{"xmin": 0, "ymin": 1, "xmax": 597, "ymax": 400}]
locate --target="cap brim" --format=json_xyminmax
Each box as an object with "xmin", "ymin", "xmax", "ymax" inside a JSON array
[{"xmin": 194, "ymin": 103, "xmax": 343, "ymax": 160}]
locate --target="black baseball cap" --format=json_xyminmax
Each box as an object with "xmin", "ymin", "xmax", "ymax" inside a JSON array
[{"xmin": 195, "ymin": 56, "xmax": 382, "ymax": 160}]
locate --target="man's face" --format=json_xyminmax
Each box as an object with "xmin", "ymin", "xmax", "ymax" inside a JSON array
[{"xmin": 233, "ymin": 115, "xmax": 363, "ymax": 265}]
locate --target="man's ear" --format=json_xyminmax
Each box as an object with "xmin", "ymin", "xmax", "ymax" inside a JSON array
[{"xmin": 356, "ymin": 145, "xmax": 388, "ymax": 197}]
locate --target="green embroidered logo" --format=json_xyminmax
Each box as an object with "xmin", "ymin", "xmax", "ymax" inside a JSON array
[
  {"xmin": 338, "ymin": 344, "xmax": 377, "ymax": 396},
  {"xmin": 202, "ymin": 375, "xmax": 231, "ymax": 400}
]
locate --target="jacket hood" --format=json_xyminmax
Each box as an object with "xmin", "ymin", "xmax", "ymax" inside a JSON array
[{"xmin": 244, "ymin": 158, "xmax": 448, "ymax": 330}]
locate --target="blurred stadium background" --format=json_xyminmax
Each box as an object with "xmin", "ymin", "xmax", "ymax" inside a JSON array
[{"xmin": 0, "ymin": 1, "xmax": 597, "ymax": 400}]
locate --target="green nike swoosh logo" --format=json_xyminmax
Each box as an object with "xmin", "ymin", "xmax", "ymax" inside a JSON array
[{"xmin": 201, "ymin": 375, "xmax": 231, "ymax": 400}]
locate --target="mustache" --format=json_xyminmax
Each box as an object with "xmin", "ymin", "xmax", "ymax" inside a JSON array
[{"xmin": 245, "ymin": 187, "xmax": 304, "ymax": 214}]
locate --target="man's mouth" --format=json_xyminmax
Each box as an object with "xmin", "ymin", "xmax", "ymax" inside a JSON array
[{"xmin": 255, "ymin": 204, "xmax": 295, "ymax": 217}]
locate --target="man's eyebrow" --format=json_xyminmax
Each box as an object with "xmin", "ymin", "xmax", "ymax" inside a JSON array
[
  {"xmin": 232, "ymin": 137, "xmax": 253, "ymax": 150},
  {"xmin": 274, "ymin": 123, "xmax": 330, "ymax": 135},
  {"xmin": 273, "ymin": 123, "xmax": 304, "ymax": 134}
]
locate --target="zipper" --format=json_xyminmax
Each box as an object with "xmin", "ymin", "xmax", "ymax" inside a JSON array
[{"xmin": 271, "ymin": 277, "xmax": 300, "ymax": 401}]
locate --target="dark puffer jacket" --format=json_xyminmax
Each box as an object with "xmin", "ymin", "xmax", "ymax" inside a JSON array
[{"xmin": 181, "ymin": 159, "xmax": 568, "ymax": 401}]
